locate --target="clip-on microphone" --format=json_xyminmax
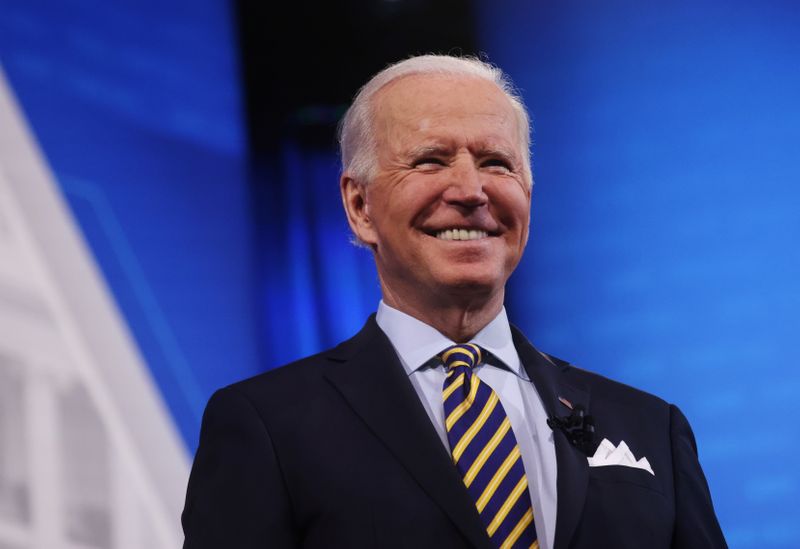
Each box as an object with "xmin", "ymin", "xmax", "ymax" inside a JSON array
[{"xmin": 547, "ymin": 405, "xmax": 596, "ymax": 454}]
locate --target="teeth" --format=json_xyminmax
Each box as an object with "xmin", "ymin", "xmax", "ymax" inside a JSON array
[{"xmin": 435, "ymin": 229, "xmax": 488, "ymax": 241}]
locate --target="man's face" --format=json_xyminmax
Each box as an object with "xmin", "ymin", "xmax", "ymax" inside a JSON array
[{"xmin": 344, "ymin": 74, "xmax": 531, "ymax": 304}]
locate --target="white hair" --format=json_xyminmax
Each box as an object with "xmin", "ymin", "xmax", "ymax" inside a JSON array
[{"xmin": 338, "ymin": 54, "xmax": 533, "ymax": 186}]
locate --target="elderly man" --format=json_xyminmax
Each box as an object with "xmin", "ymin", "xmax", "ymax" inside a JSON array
[{"xmin": 182, "ymin": 55, "xmax": 726, "ymax": 549}]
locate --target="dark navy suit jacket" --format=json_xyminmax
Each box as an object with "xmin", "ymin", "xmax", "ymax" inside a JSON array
[{"xmin": 182, "ymin": 316, "xmax": 727, "ymax": 548}]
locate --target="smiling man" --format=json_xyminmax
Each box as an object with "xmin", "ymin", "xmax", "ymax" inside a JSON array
[
  {"xmin": 182, "ymin": 55, "xmax": 726, "ymax": 549},
  {"xmin": 341, "ymin": 67, "xmax": 531, "ymax": 343}
]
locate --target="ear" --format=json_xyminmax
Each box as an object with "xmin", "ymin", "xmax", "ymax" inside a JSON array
[
  {"xmin": 340, "ymin": 173, "xmax": 378, "ymax": 247},
  {"xmin": 522, "ymin": 193, "xmax": 532, "ymax": 249},
  {"xmin": 525, "ymin": 186, "xmax": 533, "ymax": 245}
]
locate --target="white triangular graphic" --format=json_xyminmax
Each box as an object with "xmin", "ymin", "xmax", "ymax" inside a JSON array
[{"xmin": 0, "ymin": 64, "xmax": 187, "ymax": 549}]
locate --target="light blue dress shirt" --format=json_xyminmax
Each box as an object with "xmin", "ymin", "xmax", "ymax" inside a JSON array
[{"xmin": 376, "ymin": 301, "xmax": 557, "ymax": 549}]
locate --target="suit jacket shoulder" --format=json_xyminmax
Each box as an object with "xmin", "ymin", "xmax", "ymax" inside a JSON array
[
  {"xmin": 184, "ymin": 315, "xmax": 495, "ymax": 549},
  {"xmin": 511, "ymin": 326, "xmax": 726, "ymax": 548}
]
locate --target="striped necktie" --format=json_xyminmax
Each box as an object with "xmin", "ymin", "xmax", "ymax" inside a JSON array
[{"xmin": 441, "ymin": 344, "xmax": 538, "ymax": 549}]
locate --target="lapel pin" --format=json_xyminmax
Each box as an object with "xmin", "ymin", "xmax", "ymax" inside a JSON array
[{"xmin": 558, "ymin": 396, "xmax": 574, "ymax": 410}]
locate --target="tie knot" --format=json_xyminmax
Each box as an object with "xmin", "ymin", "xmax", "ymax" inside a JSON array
[{"xmin": 440, "ymin": 344, "xmax": 483, "ymax": 370}]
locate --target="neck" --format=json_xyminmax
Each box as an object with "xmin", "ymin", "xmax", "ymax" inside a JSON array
[{"xmin": 381, "ymin": 284, "xmax": 504, "ymax": 342}]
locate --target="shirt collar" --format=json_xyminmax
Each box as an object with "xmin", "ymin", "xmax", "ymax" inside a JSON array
[{"xmin": 375, "ymin": 300, "xmax": 528, "ymax": 380}]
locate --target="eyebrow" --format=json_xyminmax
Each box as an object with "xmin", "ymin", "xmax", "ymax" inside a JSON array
[
  {"xmin": 406, "ymin": 144, "xmax": 455, "ymax": 159},
  {"xmin": 478, "ymin": 145, "xmax": 518, "ymax": 161},
  {"xmin": 405, "ymin": 143, "xmax": 519, "ymax": 161}
]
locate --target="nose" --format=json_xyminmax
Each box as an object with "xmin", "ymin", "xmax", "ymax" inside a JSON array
[{"xmin": 442, "ymin": 156, "xmax": 488, "ymax": 208}]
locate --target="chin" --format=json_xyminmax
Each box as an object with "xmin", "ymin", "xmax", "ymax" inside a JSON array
[{"xmin": 434, "ymin": 273, "xmax": 503, "ymax": 297}]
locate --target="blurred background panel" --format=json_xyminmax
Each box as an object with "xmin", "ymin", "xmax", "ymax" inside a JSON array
[
  {"xmin": 0, "ymin": 0, "xmax": 251, "ymax": 546},
  {"xmin": 475, "ymin": 2, "xmax": 800, "ymax": 545},
  {"xmin": 238, "ymin": 0, "xmax": 478, "ymax": 366},
  {"xmin": 0, "ymin": 0, "xmax": 257, "ymax": 452},
  {"xmin": 1, "ymin": 0, "xmax": 799, "ymax": 547}
]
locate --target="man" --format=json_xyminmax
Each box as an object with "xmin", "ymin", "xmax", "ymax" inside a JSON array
[{"xmin": 182, "ymin": 55, "xmax": 726, "ymax": 548}]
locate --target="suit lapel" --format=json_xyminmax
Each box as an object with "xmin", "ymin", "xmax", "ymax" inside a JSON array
[
  {"xmin": 512, "ymin": 327, "xmax": 590, "ymax": 549},
  {"xmin": 324, "ymin": 318, "xmax": 494, "ymax": 549}
]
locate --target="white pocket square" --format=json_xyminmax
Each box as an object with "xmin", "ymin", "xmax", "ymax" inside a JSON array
[{"xmin": 587, "ymin": 438, "xmax": 655, "ymax": 476}]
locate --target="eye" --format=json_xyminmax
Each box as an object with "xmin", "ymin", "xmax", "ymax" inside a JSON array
[
  {"xmin": 413, "ymin": 157, "xmax": 447, "ymax": 169},
  {"xmin": 481, "ymin": 158, "xmax": 513, "ymax": 173}
]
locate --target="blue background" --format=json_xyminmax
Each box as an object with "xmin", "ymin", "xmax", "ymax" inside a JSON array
[
  {"xmin": 477, "ymin": 2, "xmax": 800, "ymax": 544},
  {"xmin": 0, "ymin": 0, "xmax": 260, "ymax": 451},
  {"xmin": 2, "ymin": 0, "xmax": 799, "ymax": 545}
]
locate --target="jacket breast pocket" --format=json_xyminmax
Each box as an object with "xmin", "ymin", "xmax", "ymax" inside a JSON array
[
  {"xmin": 579, "ymin": 465, "xmax": 674, "ymax": 548},
  {"xmin": 587, "ymin": 464, "xmax": 665, "ymax": 496}
]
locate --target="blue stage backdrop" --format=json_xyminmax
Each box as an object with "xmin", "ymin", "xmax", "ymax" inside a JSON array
[
  {"xmin": 0, "ymin": 0, "xmax": 259, "ymax": 452},
  {"xmin": 2, "ymin": 0, "xmax": 799, "ymax": 547},
  {"xmin": 476, "ymin": 1, "xmax": 800, "ymax": 546}
]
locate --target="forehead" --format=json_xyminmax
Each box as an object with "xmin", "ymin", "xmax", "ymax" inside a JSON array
[{"xmin": 371, "ymin": 74, "xmax": 520, "ymax": 151}]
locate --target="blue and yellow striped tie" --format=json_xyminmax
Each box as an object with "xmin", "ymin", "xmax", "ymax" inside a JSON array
[{"xmin": 441, "ymin": 344, "xmax": 538, "ymax": 549}]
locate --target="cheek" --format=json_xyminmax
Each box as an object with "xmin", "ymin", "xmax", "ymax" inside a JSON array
[
  {"xmin": 494, "ymin": 186, "xmax": 531, "ymax": 227},
  {"xmin": 385, "ymin": 183, "xmax": 441, "ymax": 224}
]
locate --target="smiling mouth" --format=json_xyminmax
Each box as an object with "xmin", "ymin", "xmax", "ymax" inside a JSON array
[{"xmin": 433, "ymin": 228, "xmax": 490, "ymax": 241}]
